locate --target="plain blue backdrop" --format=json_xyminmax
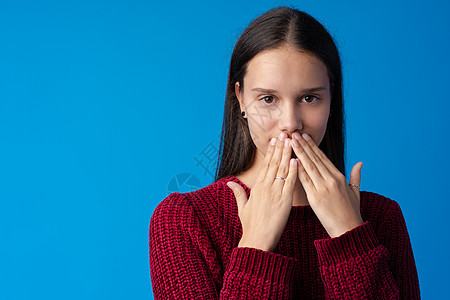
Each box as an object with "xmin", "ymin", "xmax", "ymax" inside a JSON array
[{"xmin": 1, "ymin": 0, "xmax": 449, "ymax": 299}]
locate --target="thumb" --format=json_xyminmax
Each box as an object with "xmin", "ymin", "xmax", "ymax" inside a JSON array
[
  {"xmin": 226, "ymin": 181, "xmax": 248, "ymax": 213},
  {"xmin": 349, "ymin": 162, "xmax": 363, "ymax": 201}
]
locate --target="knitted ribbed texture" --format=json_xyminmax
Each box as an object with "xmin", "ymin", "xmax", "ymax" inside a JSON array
[{"xmin": 149, "ymin": 175, "xmax": 420, "ymax": 299}]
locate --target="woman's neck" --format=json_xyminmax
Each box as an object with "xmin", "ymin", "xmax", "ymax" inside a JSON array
[{"xmin": 235, "ymin": 151, "xmax": 309, "ymax": 207}]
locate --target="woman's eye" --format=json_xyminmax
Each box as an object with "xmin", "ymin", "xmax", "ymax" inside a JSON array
[
  {"xmin": 302, "ymin": 95, "xmax": 318, "ymax": 103},
  {"xmin": 260, "ymin": 96, "xmax": 275, "ymax": 105}
]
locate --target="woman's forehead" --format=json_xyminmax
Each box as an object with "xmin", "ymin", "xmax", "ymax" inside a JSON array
[{"xmin": 244, "ymin": 47, "xmax": 330, "ymax": 92}]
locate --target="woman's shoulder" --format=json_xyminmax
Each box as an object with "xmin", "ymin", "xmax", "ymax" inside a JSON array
[
  {"xmin": 151, "ymin": 175, "xmax": 236, "ymax": 222},
  {"xmin": 360, "ymin": 190, "xmax": 401, "ymax": 212},
  {"xmin": 360, "ymin": 190, "xmax": 406, "ymax": 230}
]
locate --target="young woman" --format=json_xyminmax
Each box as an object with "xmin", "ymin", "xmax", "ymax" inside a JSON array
[{"xmin": 149, "ymin": 7, "xmax": 420, "ymax": 299}]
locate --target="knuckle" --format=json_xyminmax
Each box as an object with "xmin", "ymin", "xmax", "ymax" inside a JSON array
[
  {"xmin": 337, "ymin": 173, "xmax": 346, "ymax": 183},
  {"xmin": 318, "ymin": 151, "xmax": 328, "ymax": 161},
  {"xmin": 269, "ymin": 159, "xmax": 280, "ymax": 168},
  {"xmin": 278, "ymin": 165, "xmax": 288, "ymax": 175},
  {"xmin": 273, "ymin": 188, "xmax": 282, "ymax": 198},
  {"xmin": 310, "ymin": 154, "xmax": 320, "ymax": 163},
  {"xmin": 328, "ymin": 177, "xmax": 340, "ymax": 188},
  {"xmin": 306, "ymin": 161, "xmax": 315, "ymax": 170},
  {"xmin": 256, "ymin": 176, "xmax": 265, "ymax": 185},
  {"xmin": 303, "ymin": 175, "xmax": 312, "ymax": 184}
]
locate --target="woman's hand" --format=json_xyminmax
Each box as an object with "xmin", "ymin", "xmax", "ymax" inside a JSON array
[
  {"xmin": 227, "ymin": 132, "xmax": 298, "ymax": 253},
  {"xmin": 291, "ymin": 132, "xmax": 364, "ymax": 238}
]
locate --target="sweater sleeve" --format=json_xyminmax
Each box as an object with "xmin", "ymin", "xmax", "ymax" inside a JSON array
[
  {"xmin": 149, "ymin": 193, "xmax": 298, "ymax": 299},
  {"xmin": 313, "ymin": 200, "xmax": 420, "ymax": 299}
]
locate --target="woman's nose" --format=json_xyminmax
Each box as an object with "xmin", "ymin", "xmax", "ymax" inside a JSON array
[{"xmin": 279, "ymin": 102, "xmax": 302, "ymax": 134}]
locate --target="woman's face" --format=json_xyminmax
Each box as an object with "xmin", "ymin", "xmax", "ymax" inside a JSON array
[{"xmin": 236, "ymin": 45, "xmax": 331, "ymax": 158}]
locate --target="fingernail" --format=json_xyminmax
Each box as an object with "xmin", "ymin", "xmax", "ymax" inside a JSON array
[
  {"xmin": 302, "ymin": 133, "xmax": 311, "ymax": 140},
  {"xmin": 290, "ymin": 158, "xmax": 297, "ymax": 165},
  {"xmin": 292, "ymin": 138, "xmax": 299, "ymax": 147},
  {"xmin": 270, "ymin": 137, "xmax": 277, "ymax": 145},
  {"xmin": 284, "ymin": 139, "xmax": 290, "ymax": 147},
  {"xmin": 293, "ymin": 132, "xmax": 301, "ymax": 140},
  {"xmin": 226, "ymin": 182, "xmax": 234, "ymax": 189},
  {"xmin": 278, "ymin": 132, "xmax": 286, "ymax": 141}
]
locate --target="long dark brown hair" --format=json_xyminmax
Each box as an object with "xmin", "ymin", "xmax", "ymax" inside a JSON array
[{"xmin": 214, "ymin": 7, "xmax": 345, "ymax": 182}]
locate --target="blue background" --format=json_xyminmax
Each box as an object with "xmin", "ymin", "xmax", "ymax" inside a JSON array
[{"xmin": 1, "ymin": 0, "xmax": 448, "ymax": 299}]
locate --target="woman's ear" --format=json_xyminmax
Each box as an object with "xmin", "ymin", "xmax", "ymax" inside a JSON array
[{"xmin": 235, "ymin": 82, "xmax": 245, "ymax": 113}]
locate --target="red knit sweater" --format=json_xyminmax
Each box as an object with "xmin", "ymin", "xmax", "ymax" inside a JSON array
[{"xmin": 149, "ymin": 175, "xmax": 420, "ymax": 299}]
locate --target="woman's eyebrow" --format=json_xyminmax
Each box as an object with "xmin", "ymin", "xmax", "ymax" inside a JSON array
[
  {"xmin": 251, "ymin": 87, "xmax": 326, "ymax": 93},
  {"xmin": 251, "ymin": 88, "xmax": 278, "ymax": 93}
]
